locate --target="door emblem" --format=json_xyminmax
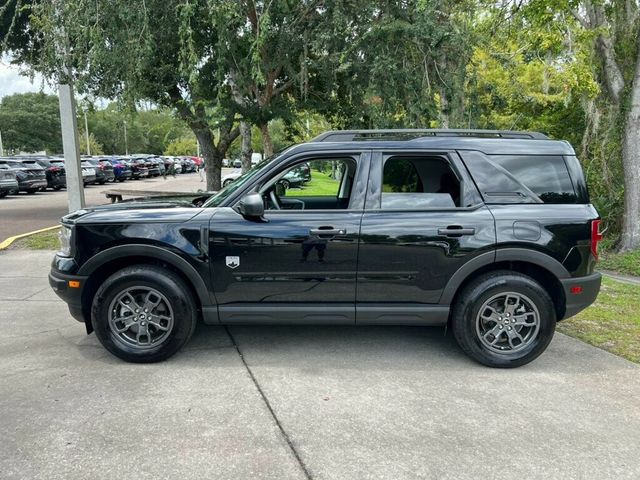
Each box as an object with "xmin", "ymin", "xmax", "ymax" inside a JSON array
[{"xmin": 225, "ymin": 256, "xmax": 240, "ymax": 269}]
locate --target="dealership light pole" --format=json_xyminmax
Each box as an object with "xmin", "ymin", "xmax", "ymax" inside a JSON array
[
  {"xmin": 123, "ymin": 120, "xmax": 129, "ymax": 155},
  {"xmin": 58, "ymin": 79, "xmax": 86, "ymax": 212},
  {"xmin": 83, "ymin": 107, "xmax": 91, "ymax": 156},
  {"xmin": 0, "ymin": 130, "xmax": 4, "ymax": 157}
]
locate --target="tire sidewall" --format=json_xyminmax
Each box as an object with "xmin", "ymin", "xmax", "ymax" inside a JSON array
[
  {"xmin": 454, "ymin": 274, "xmax": 556, "ymax": 368},
  {"xmin": 92, "ymin": 267, "xmax": 196, "ymax": 363}
]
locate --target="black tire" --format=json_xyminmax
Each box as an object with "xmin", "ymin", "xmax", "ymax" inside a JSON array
[
  {"xmin": 0, "ymin": 191, "xmax": 7, "ymax": 198},
  {"xmin": 53, "ymin": 185, "xmax": 62, "ymax": 191},
  {"xmin": 451, "ymin": 271, "xmax": 556, "ymax": 368},
  {"xmin": 91, "ymin": 265, "xmax": 197, "ymax": 363},
  {"xmin": 26, "ymin": 189, "xmax": 37, "ymax": 194},
  {"xmin": 280, "ymin": 179, "xmax": 290, "ymax": 189},
  {"xmin": 223, "ymin": 179, "xmax": 233, "ymax": 187}
]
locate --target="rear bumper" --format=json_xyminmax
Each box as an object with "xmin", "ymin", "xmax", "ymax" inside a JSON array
[
  {"xmin": 49, "ymin": 269, "xmax": 88, "ymax": 323},
  {"xmin": 19, "ymin": 179, "xmax": 47, "ymax": 190},
  {"xmin": 560, "ymin": 272, "xmax": 601, "ymax": 319}
]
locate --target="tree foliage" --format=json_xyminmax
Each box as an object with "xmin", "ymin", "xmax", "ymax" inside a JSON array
[{"xmin": 0, "ymin": 92, "xmax": 61, "ymax": 153}]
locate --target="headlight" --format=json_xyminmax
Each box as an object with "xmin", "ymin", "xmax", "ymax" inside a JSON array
[{"xmin": 58, "ymin": 225, "xmax": 73, "ymax": 257}]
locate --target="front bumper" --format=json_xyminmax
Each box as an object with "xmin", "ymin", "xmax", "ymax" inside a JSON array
[
  {"xmin": 49, "ymin": 269, "xmax": 89, "ymax": 324},
  {"xmin": 560, "ymin": 272, "xmax": 602, "ymax": 319}
]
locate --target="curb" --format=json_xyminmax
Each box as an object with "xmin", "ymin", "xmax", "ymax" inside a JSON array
[{"xmin": 0, "ymin": 225, "xmax": 60, "ymax": 251}]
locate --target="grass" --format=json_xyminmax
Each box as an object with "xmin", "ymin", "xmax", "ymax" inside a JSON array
[
  {"xmin": 10, "ymin": 228, "xmax": 60, "ymax": 250},
  {"xmin": 288, "ymin": 172, "xmax": 340, "ymax": 196},
  {"xmin": 598, "ymin": 248, "xmax": 640, "ymax": 277},
  {"xmin": 558, "ymin": 276, "xmax": 640, "ymax": 363}
]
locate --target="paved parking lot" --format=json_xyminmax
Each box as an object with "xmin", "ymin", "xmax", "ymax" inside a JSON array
[
  {"xmin": 0, "ymin": 170, "xmax": 234, "ymax": 242},
  {"xmin": 1, "ymin": 250, "xmax": 640, "ymax": 480}
]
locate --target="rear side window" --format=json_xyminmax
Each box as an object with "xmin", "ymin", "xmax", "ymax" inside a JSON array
[
  {"xmin": 489, "ymin": 155, "xmax": 576, "ymax": 203},
  {"xmin": 381, "ymin": 156, "xmax": 461, "ymax": 209}
]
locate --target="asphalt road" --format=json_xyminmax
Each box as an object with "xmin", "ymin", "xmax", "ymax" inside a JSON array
[
  {"xmin": 0, "ymin": 170, "xmax": 234, "ymax": 242},
  {"xmin": 2, "ymin": 250, "xmax": 639, "ymax": 480}
]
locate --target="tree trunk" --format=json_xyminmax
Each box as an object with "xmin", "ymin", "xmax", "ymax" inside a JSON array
[
  {"xmin": 194, "ymin": 128, "xmax": 222, "ymax": 191},
  {"xmin": 240, "ymin": 121, "xmax": 253, "ymax": 173},
  {"xmin": 439, "ymin": 87, "xmax": 450, "ymax": 129},
  {"xmin": 585, "ymin": 1, "xmax": 625, "ymax": 105},
  {"xmin": 260, "ymin": 123, "xmax": 273, "ymax": 158},
  {"xmin": 619, "ymin": 37, "xmax": 640, "ymax": 251}
]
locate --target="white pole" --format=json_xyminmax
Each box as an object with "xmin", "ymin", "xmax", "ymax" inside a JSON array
[
  {"xmin": 123, "ymin": 120, "xmax": 128, "ymax": 155},
  {"xmin": 0, "ymin": 130, "xmax": 4, "ymax": 156},
  {"xmin": 83, "ymin": 109, "xmax": 91, "ymax": 156},
  {"xmin": 58, "ymin": 82, "xmax": 85, "ymax": 212}
]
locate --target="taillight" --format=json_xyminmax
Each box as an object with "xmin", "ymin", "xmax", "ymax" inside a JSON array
[
  {"xmin": 591, "ymin": 219, "xmax": 603, "ymax": 260},
  {"xmin": 49, "ymin": 166, "xmax": 60, "ymax": 172}
]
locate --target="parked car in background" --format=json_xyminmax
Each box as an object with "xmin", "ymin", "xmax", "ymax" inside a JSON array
[
  {"xmin": 127, "ymin": 159, "xmax": 149, "ymax": 179},
  {"xmin": 162, "ymin": 157, "xmax": 183, "ymax": 175},
  {"xmin": 107, "ymin": 157, "xmax": 132, "ymax": 182},
  {"xmin": 0, "ymin": 158, "xmax": 47, "ymax": 194},
  {"xmin": 85, "ymin": 157, "xmax": 116, "ymax": 184},
  {"xmin": 0, "ymin": 163, "xmax": 19, "ymax": 197},
  {"xmin": 34, "ymin": 157, "xmax": 66, "ymax": 190},
  {"xmin": 80, "ymin": 160, "xmax": 97, "ymax": 185},
  {"xmin": 232, "ymin": 159, "xmax": 242, "ymax": 168},
  {"xmin": 144, "ymin": 157, "xmax": 161, "ymax": 177}
]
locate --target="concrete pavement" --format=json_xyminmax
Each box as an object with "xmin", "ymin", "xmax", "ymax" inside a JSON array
[{"xmin": 1, "ymin": 250, "xmax": 640, "ymax": 480}]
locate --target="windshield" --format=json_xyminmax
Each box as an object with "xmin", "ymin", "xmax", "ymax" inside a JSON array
[{"xmin": 203, "ymin": 150, "xmax": 287, "ymax": 208}]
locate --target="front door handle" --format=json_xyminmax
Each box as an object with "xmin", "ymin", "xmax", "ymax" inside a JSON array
[
  {"xmin": 438, "ymin": 225, "xmax": 475, "ymax": 237},
  {"xmin": 309, "ymin": 226, "xmax": 347, "ymax": 237}
]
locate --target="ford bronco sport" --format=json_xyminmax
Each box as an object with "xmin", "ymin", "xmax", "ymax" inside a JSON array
[{"xmin": 49, "ymin": 129, "xmax": 602, "ymax": 367}]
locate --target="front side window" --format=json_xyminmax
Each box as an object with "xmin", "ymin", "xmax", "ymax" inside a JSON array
[
  {"xmin": 381, "ymin": 156, "xmax": 461, "ymax": 209},
  {"xmin": 263, "ymin": 158, "xmax": 357, "ymax": 210}
]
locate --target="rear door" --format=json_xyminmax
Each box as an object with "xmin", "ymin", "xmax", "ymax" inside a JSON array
[{"xmin": 356, "ymin": 150, "xmax": 495, "ymax": 323}]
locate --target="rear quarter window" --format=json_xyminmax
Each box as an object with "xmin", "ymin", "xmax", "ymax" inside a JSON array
[{"xmin": 489, "ymin": 155, "xmax": 577, "ymax": 204}]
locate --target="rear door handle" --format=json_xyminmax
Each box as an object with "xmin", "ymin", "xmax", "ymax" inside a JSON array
[
  {"xmin": 438, "ymin": 226, "xmax": 475, "ymax": 237},
  {"xmin": 309, "ymin": 226, "xmax": 347, "ymax": 237}
]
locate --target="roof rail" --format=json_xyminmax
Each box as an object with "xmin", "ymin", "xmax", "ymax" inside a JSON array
[{"xmin": 311, "ymin": 129, "xmax": 549, "ymax": 142}]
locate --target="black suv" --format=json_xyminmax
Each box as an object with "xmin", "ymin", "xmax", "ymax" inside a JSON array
[{"xmin": 49, "ymin": 130, "xmax": 602, "ymax": 367}]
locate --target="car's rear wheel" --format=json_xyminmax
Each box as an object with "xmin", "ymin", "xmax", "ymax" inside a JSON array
[
  {"xmin": 25, "ymin": 189, "xmax": 37, "ymax": 194},
  {"xmin": 91, "ymin": 265, "xmax": 197, "ymax": 363},
  {"xmin": 223, "ymin": 179, "xmax": 233, "ymax": 187},
  {"xmin": 451, "ymin": 271, "xmax": 555, "ymax": 368}
]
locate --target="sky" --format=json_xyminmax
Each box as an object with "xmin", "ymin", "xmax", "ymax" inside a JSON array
[{"xmin": 0, "ymin": 58, "xmax": 55, "ymax": 100}]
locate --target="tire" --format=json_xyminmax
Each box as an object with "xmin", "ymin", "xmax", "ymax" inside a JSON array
[
  {"xmin": 53, "ymin": 185, "xmax": 62, "ymax": 191},
  {"xmin": 91, "ymin": 265, "xmax": 198, "ymax": 363},
  {"xmin": 0, "ymin": 191, "xmax": 7, "ymax": 198},
  {"xmin": 280, "ymin": 179, "xmax": 290, "ymax": 189},
  {"xmin": 223, "ymin": 179, "xmax": 233, "ymax": 187},
  {"xmin": 451, "ymin": 271, "xmax": 556, "ymax": 368},
  {"xmin": 26, "ymin": 189, "xmax": 37, "ymax": 194}
]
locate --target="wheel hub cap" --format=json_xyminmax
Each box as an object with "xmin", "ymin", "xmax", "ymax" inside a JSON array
[
  {"xmin": 475, "ymin": 292, "xmax": 540, "ymax": 354},
  {"xmin": 108, "ymin": 287, "xmax": 174, "ymax": 350}
]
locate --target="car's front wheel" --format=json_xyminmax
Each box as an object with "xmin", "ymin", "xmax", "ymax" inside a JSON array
[
  {"xmin": 91, "ymin": 265, "xmax": 197, "ymax": 363},
  {"xmin": 451, "ymin": 271, "xmax": 555, "ymax": 368}
]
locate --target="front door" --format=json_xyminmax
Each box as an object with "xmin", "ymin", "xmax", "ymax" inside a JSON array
[{"xmin": 209, "ymin": 154, "xmax": 369, "ymax": 324}]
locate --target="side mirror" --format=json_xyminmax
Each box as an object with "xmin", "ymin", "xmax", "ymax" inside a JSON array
[
  {"xmin": 275, "ymin": 180, "xmax": 287, "ymax": 197},
  {"xmin": 237, "ymin": 192, "xmax": 265, "ymax": 219}
]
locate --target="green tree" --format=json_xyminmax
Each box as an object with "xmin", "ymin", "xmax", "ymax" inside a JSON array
[
  {"xmin": 78, "ymin": 131, "xmax": 105, "ymax": 155},
  {"xmin": 165, "ymin": 137, "xmax": 197, "ymax": 156},
  {"xmin": 0, "ymin": 92, "xmax": 62, "ymax": 153}
]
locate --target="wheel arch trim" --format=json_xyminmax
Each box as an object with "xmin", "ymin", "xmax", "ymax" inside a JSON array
[
  {"xmin": 77, "ymin": 244, "xmax": 213, "ymax": 306},
  {"xmin": 439, "ymin": 248, "xmax": 570, "ymax": 305}
]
